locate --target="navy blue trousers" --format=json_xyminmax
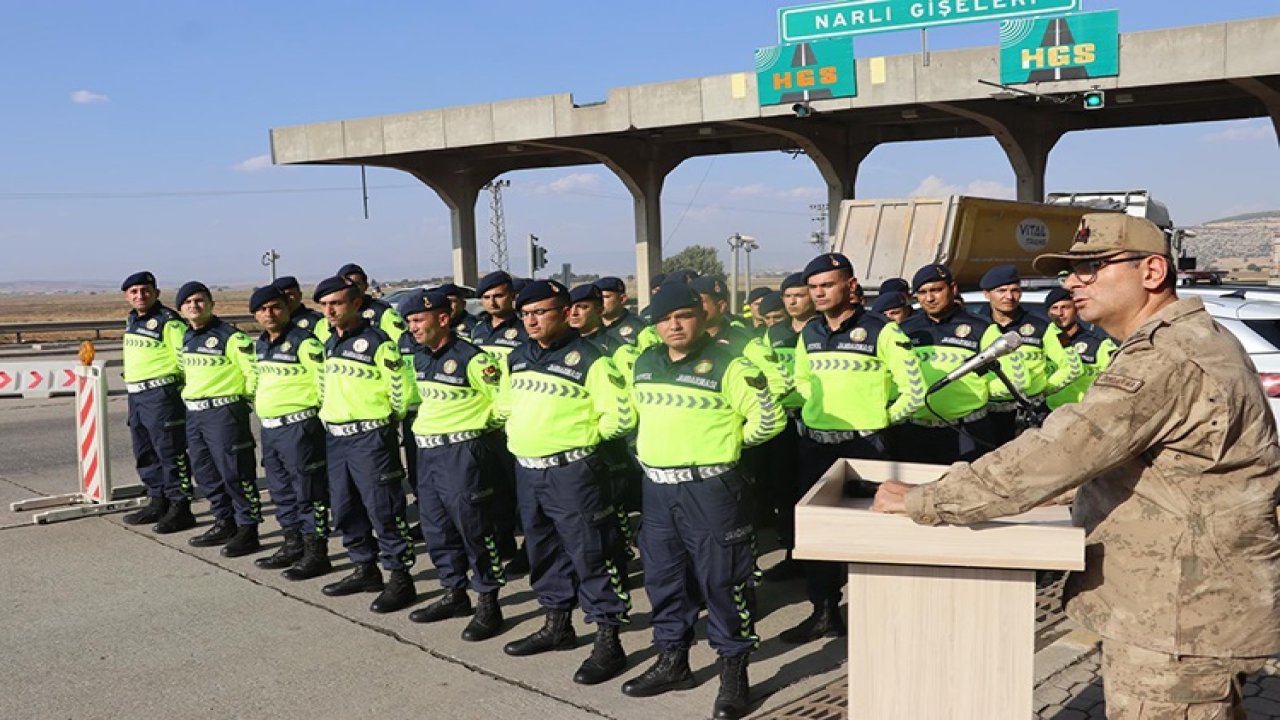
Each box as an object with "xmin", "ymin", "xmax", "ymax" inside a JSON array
[
  {"xmin": 127, "ymin": 384, "xmax": 192, "ymax": 501},
  {"xmin": 516, "ymin": 454, "xmax": 629, "ymax": 625},
  {"xmin": 415, "ymin": 437, "xmax": 504, "ymax": 593},
  {"xmin": 186, "ymin": 401, "xmax": 261, "ymax": 526},
  {"xmin": 896, "ymin": 415, "xmax": 994, "ymax": 465},
  {"xmin": 261, "ymin": 417, "xmax": 330, "ymax": 538},
  {"xmin": 400, "ymin": 410, "xmax": 418, "ymax": 490},
  {"xmin": 797, "ymin": 432, "xmax": 889, "ymax": 608},
  {"xmin": 639, "ymin": 469, "xmax": 757, "ymax": 657},
  {"xmin": 327, "ymin": 425, "xmax": 414, "ymax": 571}
]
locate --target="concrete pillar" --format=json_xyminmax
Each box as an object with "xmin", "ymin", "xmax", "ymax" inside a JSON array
[
  {"xmin": 927, "ymin": 103, "xmax": 1064, "ymax": 203},
  {"xmin": 1230, "ymin": 78, "xmax": 1280, "ymax": 148},
  {"xmin": 403, "ymin": 169, "xmax": 491, "ymax": 286}
]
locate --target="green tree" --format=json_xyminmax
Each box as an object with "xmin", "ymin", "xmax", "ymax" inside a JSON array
[{"xmin": 664, "ymin": 245, "xmax": 725, "ymax": 279}]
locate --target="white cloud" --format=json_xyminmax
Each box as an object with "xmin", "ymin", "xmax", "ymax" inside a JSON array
[
  {"xmin": 728, "ymin": 183, "xmax": 770, "ymax": 197},
  {"xmin": 70, "ymin": 89, "xmax": 109, "ymax": 104},
  {"xmin": 538, "ymin": 172, "xmax": 602, "ymax": 195},
  {"xmin": 233, "ymin": 154, "xmax": 273, "ymax": 172},
  {"xmin": 1200, "ymin": 121, "xmax": 1272, "ymax": 143},
  {"xmin": 910, "ymin": 175, "xmax": 1014, "ymax": 199},
  {"xmin": 778, "ymin": 185, "xmax": 825, "ymax": 200}
]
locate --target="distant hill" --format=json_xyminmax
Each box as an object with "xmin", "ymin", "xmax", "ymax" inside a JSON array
[{"xmin": 1182, "ymin": 210, "xmax": 1279, "ymax": 274}]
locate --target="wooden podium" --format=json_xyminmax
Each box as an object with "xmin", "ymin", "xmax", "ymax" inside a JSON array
[{"xmin": 794, "ymin": 459, "xmax": 1084, "ymax": 720}]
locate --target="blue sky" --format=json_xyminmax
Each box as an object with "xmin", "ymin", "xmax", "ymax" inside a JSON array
[{"xmin": 1, "ymin": 1, "xmax": 1276, "ymax": 287}]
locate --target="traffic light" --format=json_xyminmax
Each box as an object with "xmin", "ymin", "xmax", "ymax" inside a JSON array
[
  {"xmin": 1083, "ymin": 90, "xmax": 1105, "ymax": 110},
  {"xmin": 529, "ymin": 234, "xmax": 548, "ymax": 274}
]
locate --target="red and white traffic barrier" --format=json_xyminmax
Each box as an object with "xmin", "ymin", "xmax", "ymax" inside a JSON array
[
  {"xmin": 0, "ymin": 361, "xmax": 83, "ymax": 398},
  {"xmin": 10, "ymin": 363, "xmax": 145, "ymax": 524}
]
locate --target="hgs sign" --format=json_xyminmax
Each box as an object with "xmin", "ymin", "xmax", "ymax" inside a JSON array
[
  {"xmin": 999, "ymin": 10, "xmax": 1119, "ymax": 84},
  {"xmin": 755, "ymin": 37, "xmax": 857, "ymax": 106}
]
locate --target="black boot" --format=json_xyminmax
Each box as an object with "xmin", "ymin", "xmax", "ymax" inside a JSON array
[
  {"xmin": 503, "ymin": 542, "xmax": 530, "ymax": 576},
  {"xmin": 153, "ymin": 499, "xmax": 196, "ymax": 534},
  {"xmin": 779, "ymin": 600, "xmax": 845, "ymax": 644},
  {"xmin": 281, "ymin": 536, "xmax": 332, "ymax": 581},
  {"xmin": 321, "ymin": 562, "xmax": 383, "ymax": 596},
  {"xmin": 503, "ymin": 609, "xmax": 576, "ymax": 656},
  {"xmin": 123, "ymin": 497, "xmax": 168, "ymax": 526},
  {"xmin": 409, "ymin": 588, "xmax": 471, "ymax": 623},
  {"xmin": 370, "ymin": 569, "xmax": 416, "ymax": 613},
  {"xmin": 496, "ymin": 533, "xmax": 517, "ymax": 560},
  {"xmin": 462, "ymin": 591, "xmax": 503, "ymax": 642},
  {"xmin": 408, "ymin": 523, "xmax": 424, "ymax": 542},
  {"xmin": 712, "ymin": 654, "xmax": 751, "ymax": 720},
  {"xmin": 220, "ymin": 525, "xmax": 262, "ymax": 558},
  {"xmin": 255, "ymin": 530, "xmax": 304, "ymax": 569},
  {"xmin": 573, "ymin": 623, "xmax": 627, "ymax": 685},
  {"xmin": 188, "ymin": 517, "xmax": 237, "ymax": 547},
  {"xmin": 621, "ymin": 646, "xmax": 696, "ymax": 697}
]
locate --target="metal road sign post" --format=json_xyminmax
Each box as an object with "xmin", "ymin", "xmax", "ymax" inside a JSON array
[
  {"xmin": 10, "ymin": 364, "xmax": 146, "ymax": 524},
  {"xmin": 779, "ymin": 0, "xmax": 1080, "ymax": 42}
]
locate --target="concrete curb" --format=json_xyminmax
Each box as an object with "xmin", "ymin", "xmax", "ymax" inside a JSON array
[{"xmin": 1034, "ymin": 623, "xmax": 1101, "ymax": 685}]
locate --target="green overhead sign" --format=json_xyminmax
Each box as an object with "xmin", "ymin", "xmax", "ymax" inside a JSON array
[
  {"xmin": 755, "ymin": 38, "xmax": 857, "ymax": 106},
  {"xmin": 1000, "ymin": 10, "xmax": 1119, "ymax": 84},
  {"xmin": 779, "ymin": 0, "xmax": 1080, "ymax": 42}
]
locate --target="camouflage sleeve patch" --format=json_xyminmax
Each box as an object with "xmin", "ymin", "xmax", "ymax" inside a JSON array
[{"xmin": 1093, "ymin": 372, "xmax": 1144, "ymax": 393}]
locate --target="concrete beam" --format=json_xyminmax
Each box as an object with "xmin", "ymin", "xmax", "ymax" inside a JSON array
[
  {"xmin": 1229, "ymin": 77, "xmax": 1280, "ymax": 147},
  {"xmin": 927, "ymin": 102, "xmax": 1065, "ymax": 202}
]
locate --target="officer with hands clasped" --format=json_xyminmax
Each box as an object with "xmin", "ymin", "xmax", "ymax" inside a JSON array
[
  {"xmin": 119, "ymin": 271, "xmax": 197, "ymax": 532},
  {"xmin": 497, "ymin": 280, "xmax": 637, "ymax": 687},
  {"xmin": 249, "ymin": 285, "xmax": 333, "ymax": 579},
  {"xmin": 313, "ymin": 276, "xmax": 418, "ymax": 614},
  {"xmin": 176, "ymin": 281, "xmax": 263, "ymax": 556},
  {"xmin": 621, "ymin": 283, "xmax": 784, "ymax": 720},
  {"xmin": 399, "ymin": 289, "xmax": 507, "ymax": 641}
]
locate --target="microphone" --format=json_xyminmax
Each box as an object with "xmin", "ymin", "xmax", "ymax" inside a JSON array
[{"xmin": 927, "ymin": 331, "xmax": 1023, "ymax": 394}]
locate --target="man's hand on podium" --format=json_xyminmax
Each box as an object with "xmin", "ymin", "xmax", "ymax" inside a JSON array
[{"xmin": 872, "ymin": 480, "xmax": 911, "ymax": 514}]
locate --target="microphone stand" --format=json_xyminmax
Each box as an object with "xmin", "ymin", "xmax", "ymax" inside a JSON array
[{"xmin": 988, "ymin": 363, "xmax": 1049, "ymax": 433}]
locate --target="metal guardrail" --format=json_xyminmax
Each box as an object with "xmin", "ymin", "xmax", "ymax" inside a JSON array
[{"xmin": 0, "ymin": 315, "xmax": 258, "ymax": 343}]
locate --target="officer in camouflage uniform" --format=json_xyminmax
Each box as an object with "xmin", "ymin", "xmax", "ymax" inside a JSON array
[
  {"xmin": 175, "ymin": 282, "xmax": 263, "ymax": 557},
  {"xmin": 620, "ymin": 283, "xmax": 783, "ymax": 720},
  {"xmin": 313, "ymin": 276, "xmax": 418, "ymax": 614},
  {"xmin": 1043, "ymin": 287, "xmax": 1117, "ymax": 409},
  {"xmin": 497, "ymin": 280, "xmax": 637, "ymax": 687},
  {"xmin": 249, "ymin": 285, "xmax": 333, "ymax": 580},
  {"xmin": 119, "ymin": 271, "xmax": 196, "ymax": 532},
  {"xmin": 875, "ymin": 214, "xmax": 1280, "ymax": 718},
  {"xmin": 272, "ymin": 275, "xmax": 329, "ymax": 342}
]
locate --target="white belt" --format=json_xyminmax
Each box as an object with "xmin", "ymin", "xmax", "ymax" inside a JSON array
[
  {"xmin": 127, "ymin": 375, "xmax": 179, "ymax": 394},
  {"xmin": 911, "ymin": 408, "xmax": 988, "ymax": 429},
  {"xmin": 642, "ymin": 463, "xmax": 735, "ymax": 485},
  {"xmin": 802, "ymin": 426, "xmax": 879, "ymax": 444},
  {"xmin": 325, "ymin": 418, "xmax": 393, "ymax": 437},
  {"xmin": 184, "ymin": 396, "xmax": 244, "ymax": 412},
  {"xmin": 515, "ymin": 446, "xmax": 596, "ymax": 469},
  {"xmin": 414, "ymin": 430, "xmax": 484, "ymax": 449},
  {"xmin": 260, "ymin": 408, "xmax": 319, "ymax": 429}
]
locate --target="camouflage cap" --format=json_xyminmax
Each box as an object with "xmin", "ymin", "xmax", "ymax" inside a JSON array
[{"xmin": 1033, "ymin": 213, "xmax": 1170, "ymax": 275}]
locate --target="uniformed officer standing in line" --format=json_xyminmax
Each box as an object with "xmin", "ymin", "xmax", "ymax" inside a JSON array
[
  {"xmin": 312, "ymin": 276, "xmax": 418, "ymax": 614},
  {"xmin": 871, "ymin": 291, "xmax": 913, "ymax": 324},
  {"xmin": 897, "ymin": 265, "xmax": 1028, "ymax": 464},
  {"xmin": 755, "ymin": 292, "xmax": 788, "ymax": 328},
  {"xmin": 119, "ymin": 271, "xmax": 197, "ymax": 532},
  {"xmin": 594, "ymin": 277, "xmax": 646, "ymax": 347},
  {"xmin": 271, "ymin": 275, "xmax": 329, "ymax": 342},
  {"xmin": 394, "ymin": 294, "xmax": 425, "ymax": 506},
  {"xmin": 781, "ymin": 272, "xmax": 817, "ymax": 328},
  {"xmin": 175, "ymin": 282, "xmax": 263, "ymax": 556},
  {"xmin": 689, "ymin": 276, "xmax": 791, "ymax": 400},
  {"xmin": 337, "ymin": 263, "xmax": 406, "ymax": 342},
  {"xmin": 779, "ymin": 254, "xmax": 926, "ymax": 644},
  {"xmin": 875, "ymin": 213, "xmax": 1280, "ymax": 718},
  {"xmin": 568, "ymin": 284, "xmax": 624, "ymax": 356},
  {"xmin": 437, "ymin": 283, "xmax": 478, "ymax": 340},
  {"xmin": 1043, "ymin": 286, "xmax": 1117, "ymax": 408},
  {"xmin": 745, "ymin": 287, "xmax": 773, "ymax": 335},
  {"xmin": 980, "ymin": 265, "xmax": 1083, "ymax": 443},
  {"xmin": 620, "ymin": 283, "xmax": 783, "ymax": 719},
  {"xmin": 249, "ymin": 286, "xmax": 333, "ymax": 579},
  {"xmin": 399, "ymin": 290, "xmax": 507, "ymax": 641},
  {"xmin": 497, "ymin": 280, "xmax": 637, "ymax": 687}
]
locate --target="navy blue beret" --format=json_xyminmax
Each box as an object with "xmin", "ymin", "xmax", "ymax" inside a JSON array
[
  {"xmin": 747, "ymin": 287, "xmax": 773, "ymax": 303},
  {"xmin": 1044, "ymin": 287, "xmax": 1073, "ymax": 308},
  {"xmin": 569, "ymin": 284, "xmax": 603, "ymax": 304},
  {"xmin": 514, "ymin": 279, "xmax": 569, "ymax": 310},
  {"xmin": 511, "ymin": 277, "xmax": 531, "ymax": 294},
  {"xmin": 476, "ymin": 271, "xmax": 513, "ymax": 296},
  {"xmin": 879, "ymin": 278, "xmax": 910, "ymax": 296},
  {"xmin": 780, "ymin": 272, "xmax": 806, "ymax": 292},
  {"xmin": 648, "ymin": 283, "xmax": 701, "ymax": 321},
  {"xmin": 911, "ymin": 264, "xmax": 955, "ymax": 292},
  {"xmin": 663, "ymin": 269, "xmax": 699, "ymax": 287},
  {"xmin": 594, "ymin": 276, "xmax": 626, "ymax": 293},
  {"xmin": 312, "ymin": 276, "xmax": 355, "ymax": 303},
  {"xmin": 436, "ymin": 283, "xmax": 467, "ymax": 298},
  {"xmin": 399, "ymin": 289, "xmax": 451, "ymax": 317},
  {"xmin": 337, "ymin": 263, "xmax": 366, "ymax": 279},
  {"xmin": 980, "ymin": 264, "xmax": 1021, "ymax": 291},
  {"xmin": 871, "ymin": 291, "xmax": 909, "ymax": 314},
  {"xmin": 802, "ymin": 253, "xmax": 854, "ymax": 281},
  {"xmin": 271, "ymin": 275, "xmax": 300, "ymax": 292},
  {"xmin": 757, "ymin": 292, "xmax": 785, "ymax": 316},
  {"xmin": 175, "ymin": 281, "xmax": 211, "ymax": 308},
  {"xmin": 249, "ymin": 285, "xmax": 285, "ymax": 312},
  {"xmin": 690, "ymin": 276, "xmax": 728, "ymax": 300},
  {"xmin": 121, "ymin": 271, "xmax": 157, "ymax": 291},
  {"xmin": 649, "ymin": 273, "xmax": 667, "ymax": 290}
]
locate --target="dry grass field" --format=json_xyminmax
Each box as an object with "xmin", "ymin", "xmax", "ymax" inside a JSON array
[{"xmin": 0, "ymin": 288, "xmax": 256, "ymax": 344}]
